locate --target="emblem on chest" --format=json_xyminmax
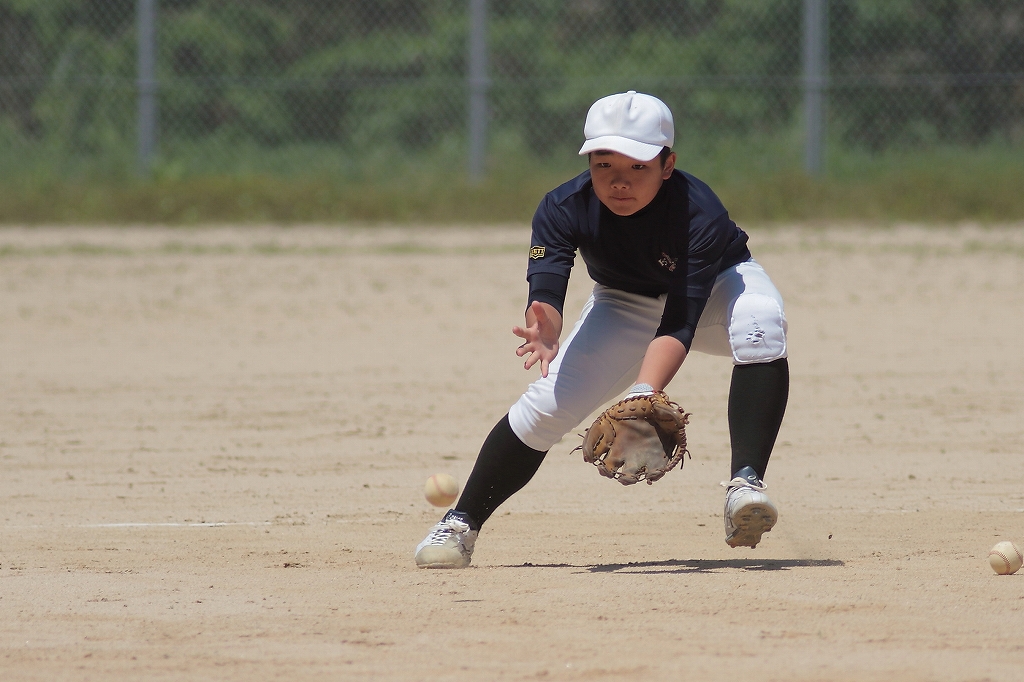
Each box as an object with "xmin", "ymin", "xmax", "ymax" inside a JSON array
[{"xmin": 657, "ymin": 252, "xmax": 678, "ymax": 271}]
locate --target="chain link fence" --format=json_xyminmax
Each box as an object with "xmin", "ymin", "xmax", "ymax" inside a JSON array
[{"xmin": 1, "ymin": 0, "xmax": 1022, "ymax": 184}]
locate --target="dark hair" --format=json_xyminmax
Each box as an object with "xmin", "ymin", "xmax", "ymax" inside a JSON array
[
  {"xmin": 658, "ymin": 146, "xmax": 672, "ymax": 167},
  {"xmin": 587, "ymin": 146, "xmax": 673, "ymax": 167}
]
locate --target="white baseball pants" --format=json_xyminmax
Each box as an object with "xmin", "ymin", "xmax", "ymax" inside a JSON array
[{"xmin": 508, "ymin": 258, "xmax": 787, "ymax": 452}]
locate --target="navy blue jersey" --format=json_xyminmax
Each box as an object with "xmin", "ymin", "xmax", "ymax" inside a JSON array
[{"xmin": 526, "ymin": 168, "xmax": 751, "ymax": 347}]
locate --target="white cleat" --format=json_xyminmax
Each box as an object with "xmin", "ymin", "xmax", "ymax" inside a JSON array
[
  {"xmin": 722, "ymin": 466, "xmax": 778, "ymax": 549},
  {"xmin": 414, "ymin": 510, "xmax": 478, "ymax": 569}
]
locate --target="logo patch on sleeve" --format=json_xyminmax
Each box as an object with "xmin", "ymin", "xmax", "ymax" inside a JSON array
[{"xmin": 529, "ymin": 246, "xmax": 546, "ymax": 260}]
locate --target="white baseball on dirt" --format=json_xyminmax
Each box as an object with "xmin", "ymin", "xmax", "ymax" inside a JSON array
[
  {"xmin": 988, "ymin": 540, "xmax": 1023, "ymax": 575},
  {"xmin": 424, "ymin": 473, "xmax": 459, "ymax": 507}
]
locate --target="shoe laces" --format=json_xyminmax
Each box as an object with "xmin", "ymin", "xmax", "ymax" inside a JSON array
[
  {"xmin": 720, "ymin": 476, "xmax": 767, "ymax": 491},
  {"xmin": 423, "ymin": 518, "xmax": 470, "ymax": 546}
]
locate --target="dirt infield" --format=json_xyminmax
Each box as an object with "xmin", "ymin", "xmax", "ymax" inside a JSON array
[{"xmin": 2, "ymin": 223, "xmax": 1024, "ymax": 681}]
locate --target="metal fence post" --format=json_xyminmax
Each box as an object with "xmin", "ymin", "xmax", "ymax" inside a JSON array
[
  {"xmin": 137, "ymin": 0, "xmax": 158, "ymax": 175},
  {"xmin": 467, "ymin": 0, "xmax": 489, "ymax": 183},
  {"xmin": 802, "ymin": 0, "xmax": 827, "ymax": 177}
]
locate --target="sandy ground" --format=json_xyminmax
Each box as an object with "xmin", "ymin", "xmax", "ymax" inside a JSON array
[{"xmin": 2, "ymin": 223, "xmax": 1024, "ymax": 681}]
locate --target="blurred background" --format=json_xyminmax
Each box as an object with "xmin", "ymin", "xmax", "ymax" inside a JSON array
[{"xmin": 1, "ymin": 0, "xmax": 1021, "ymax": 224}]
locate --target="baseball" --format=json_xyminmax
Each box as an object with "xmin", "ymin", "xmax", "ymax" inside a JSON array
[
  {"xmin": 424, "ymin": 473, "xmax": 459, "ymax": 507},
  {"xmin": 988, "ymin": 540, "xmax": 1023, "ymax": 575}
]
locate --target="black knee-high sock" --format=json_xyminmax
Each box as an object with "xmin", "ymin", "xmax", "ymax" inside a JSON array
[
  {"xmin": 728, "ymin": 358, "xmax": 789, "ymax": 479},
  {"xmin": 454, "ymin": 414, "xmax": 547, "ymax": 530}
]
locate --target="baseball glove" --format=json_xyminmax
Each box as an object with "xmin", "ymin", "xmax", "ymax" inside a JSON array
[{"xmin": 575, "ymin": 391, "xmax": 690, "ymax": 485}]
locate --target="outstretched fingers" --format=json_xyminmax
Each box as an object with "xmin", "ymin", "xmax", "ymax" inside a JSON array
[
  {"xmin": 512, "ymin": 325, "xmax": 556, "ymax": 377},
  {"xmin": 512, "ymin": 301, "xmax": 561, "ymax": 378}
]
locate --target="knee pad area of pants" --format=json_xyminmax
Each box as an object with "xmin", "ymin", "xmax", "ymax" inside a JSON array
[{"xmin": 729, "ymin": 293, "xmax": 787, "ymax": 364}]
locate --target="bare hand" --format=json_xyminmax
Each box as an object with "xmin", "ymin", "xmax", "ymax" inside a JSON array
[{"xmin": 512, "ymin": 301, "xmax": 560, "ymax": 378}]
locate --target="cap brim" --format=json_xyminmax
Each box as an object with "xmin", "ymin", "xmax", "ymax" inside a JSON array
[{"xmin": 578, "ymin": 136, "xmax": 663, "ymax": 162}]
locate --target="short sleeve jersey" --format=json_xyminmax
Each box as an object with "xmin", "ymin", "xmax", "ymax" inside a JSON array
[{"xmin": 526, "ymin": 168, "xmax": 751, "ymax": 347}]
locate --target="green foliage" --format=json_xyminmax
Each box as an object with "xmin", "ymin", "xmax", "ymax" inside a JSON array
[
  {"xmin": 2, "ymin": 142, "xmax": 1021, "ymax": 224},
  {"xmin": 3, "ymin": 1, "xmax": 1021, "ymax": 162},
  {"xmin": 829, "ymin": 0, "xmax": 1024, "ymax": 148},
  {"xmin": 0, "ymin": 0, "xmax": 1021, "ymax": 225}
]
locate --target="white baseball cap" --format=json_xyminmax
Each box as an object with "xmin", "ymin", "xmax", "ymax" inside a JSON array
[{"xmin": 578, "ymin": 90, "xmax": 675, "ymax": 162}]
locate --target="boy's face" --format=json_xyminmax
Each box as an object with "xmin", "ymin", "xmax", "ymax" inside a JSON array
[{"xmin": 589, "ymin": 150, "xmax": 676, "ymax": 216}]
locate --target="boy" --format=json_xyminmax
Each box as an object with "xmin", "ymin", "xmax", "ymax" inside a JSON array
[{"xmin": 415, "ymin": 91, "xmax": 789, "ymax": 568}]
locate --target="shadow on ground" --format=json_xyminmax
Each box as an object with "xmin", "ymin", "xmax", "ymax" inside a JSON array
[{"xmin": 496, "ymin": 558, "xmax": 844, "ymax": 574}]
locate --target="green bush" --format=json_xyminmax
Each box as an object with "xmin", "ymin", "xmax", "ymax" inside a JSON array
[
  {"xmin": 1, "ymin": 0, "xmax": 1021, "ymax": 223},
  {"xmin": 2, "ymin": 141, "xmax": 1021, "ymax": 224}
]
